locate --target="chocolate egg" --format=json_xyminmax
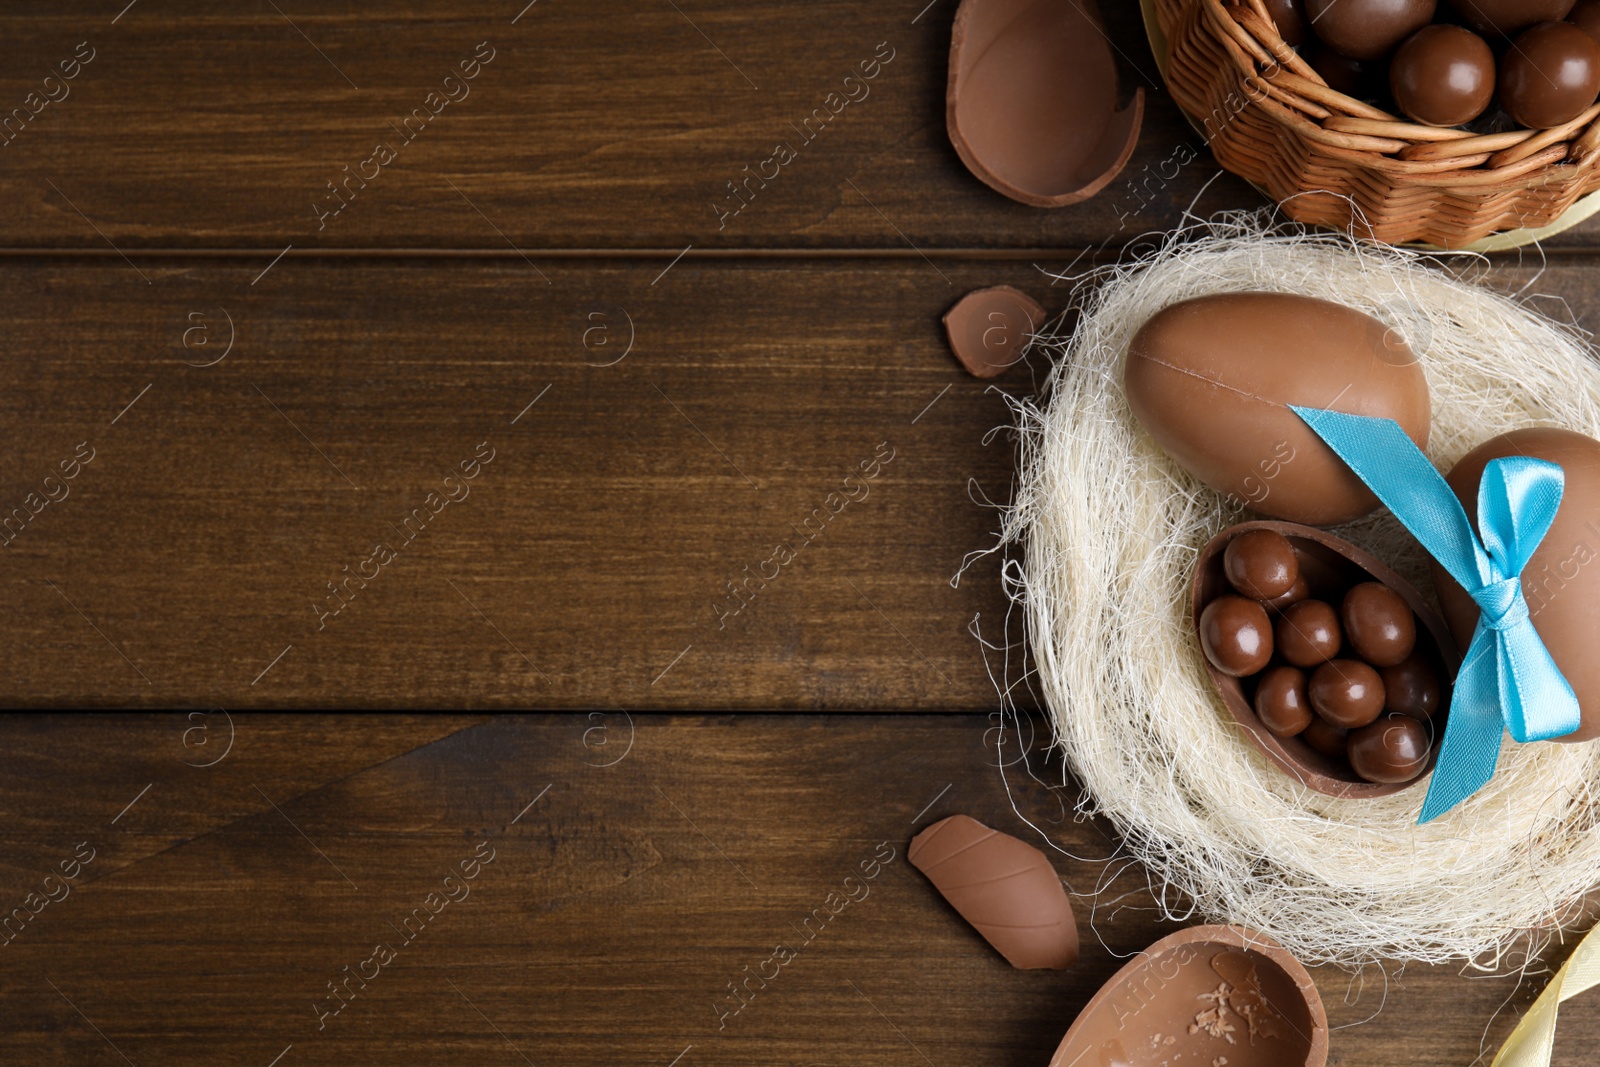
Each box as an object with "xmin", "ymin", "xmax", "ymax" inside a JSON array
[
  {"xmin": 1449, "ymin": 0, "xmax": 1575, "ymax": 37},
  {"xmin": 1381, "ymin": 651, "xmax": 1443, "ymax": 720},
  {"xmin": 1348, "ymin": 713, "xmax": 1431, "ymax": 783},
  {"xmin": 1305, "ymin": 0, "xmax": 1436, "ymax": 60},
  {"xmin": 1433, "ymin": 427, "xmax": 1600, "ymax": 742},
  {"xmin": 1256, "ymin": 665, "xmax": 1313, "ymax": 736},
  {"xmin": 1126, "ymin": 293, "xmax": 1431, "ymax": 526},
  {"xmin": 1501, "ymin": 21, "xmax": 1600, "ymax": 128},
  {"xmin": 1341, "ymin": 582, "xmax": 1416, "ymax": 666},
  {"xmin": 1225, "ymin": 528, "xmax": 1300, "ymax": 599},
  {"xmin": 1266, "ymin": 0, "xmax": 1311, "ymax": 46},
  {"xmin": 1391, "ymin": 25, "xmax": 1496, "ymax": 126},
  {"xmin": 1309, "ymin": 659, "xmax": 1385, "ymax": 728},
  {"xmin": 1571, "ymin": 0, "xmax": 1600, "ymax": 46},
  {"xmin": 1276, "ymin": 599, "xmax": 1342, "ymax": 666},
  {"xmin": 1301, "ymin": 717, "xmax": 1350, "ymax": 758},
  {"xmin": 1200, "ymin": 595, "xmax": 1275, "ymax": 676},
  {"xmin": 1309, "ymin": 42, "xmax": 1383, "ymax": 97}
]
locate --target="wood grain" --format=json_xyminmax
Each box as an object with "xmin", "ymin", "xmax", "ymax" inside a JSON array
[{"xmin": 0, "ymin": 714, "xmax": 1593, "ymax": 1067}]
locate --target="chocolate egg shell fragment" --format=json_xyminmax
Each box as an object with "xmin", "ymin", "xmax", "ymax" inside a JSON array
[
  {"xmin": 1305, "ymin": 0, "xmax": 1435, "ymax": 61},
  {"xmin": 1500, "ymin": 21, "xmax": 1600, "ymax": 129},
  {"xmin": 1048, "ymin": 924, "xmax": 1328, "ymax": 1067},
  {"xmin": 943, "ymin": 285, "xmax": 1046, "ymax": 379},
  {"xmin": 1126, "ymin": 293, "xmax": 1431, "ymax": 527},
  {"xmin": 947, "ymin": 0, "xmax": 1144, "ymax": 207},
  {"xmin": 1390, "ymin": 25, "xmax": 1496, "ymax": 127},
  {"xmin": 908, "ymin": 814, "xmax": 1078, "ymax": 970},
  {"xmin": 1450, "ymin": 0, "xmax": 1575, "ymax": 37},
  {"xmin": 1433, "ymin": 427, "xmax": 1600, "ymax": 742}
]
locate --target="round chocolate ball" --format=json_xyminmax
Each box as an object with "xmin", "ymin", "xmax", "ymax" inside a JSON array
[
  {"xmin": 1309, "ymin": 659, "xmax": 1387, "ymax": 728},
  {"xmin": 1261, "ymin": 574, "xmax": 1312, "ymax": 613},
  {"xmin": 1449, "ymin": 0, "xmax": 1576, "ymax": 37},
  {"xmin": 1341, "ymin": 582, "xmax": 1418, "ymax": 666},
  {"xmin": 1391, "ymin": 25, "xmax": 1496, "ymax": 126},
  {"xmin": 1199, "ymin": 595, "xmax": 1274, "ymax": 677},
  {"xmin": 1501, "ymin": 21, "xmax": 1600, "ymax": 128},
  {"xmin": 1306, "ymin": 0, "xmax": 1436, "ymax": 61},
  {"xmin": 1348, "ymin": 713, "xmax": 1432, "ymax": 783},
  {"xmin": 1301, "ymin": 716, "xmax": 1351, "ymax": 759},
  {"xmin": 1572, "ymin": 0, "xmax": 1600, "ymax": 46},
  {"xmin": 1381, "ymin": 651, "xmax": 1443, "ymax": 720},
  {"xmin": 1309, "ymin": 42, "xmax": 1381, "ymax": 96},
  {"xmin": 1255, "ymin": 665, "xmax": 1313, "ymax": 736},
  {"xmin": 1275, "ymin": 599, "xmax": 1343, "ymax": 667},
  {"xmin": 1224, "ymin": 529, "xmax": 1300, "ymax": 600},
  {"xmin": 1266, "ymin": 0, "xmax": 1311, "ymax": 46}
]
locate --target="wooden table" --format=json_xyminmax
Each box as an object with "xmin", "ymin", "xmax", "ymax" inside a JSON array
[{"xmin": 1, "ymin": 2, "xmax": 1596, "ymax": 1064}]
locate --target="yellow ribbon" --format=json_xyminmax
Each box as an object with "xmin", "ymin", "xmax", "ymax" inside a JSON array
[{"xmin": 1492, "ymin": 924, "xmax": 1600, "ymax": 1066}]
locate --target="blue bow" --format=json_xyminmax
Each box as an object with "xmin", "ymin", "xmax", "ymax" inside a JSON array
[{"xmin": 1288, "ymin": 407, "xmax": 1581, "ymax": 823}]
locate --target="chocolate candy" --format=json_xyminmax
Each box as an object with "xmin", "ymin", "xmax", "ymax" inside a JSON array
[
  {"xmin": 1341, "ymin": 582, "xmax": 1417, "ymax": 667},
  {"xmin": 1306, "ymin": 0, "xmax": 1436, "ymax": 61},
  {"xmin": 1199, "ymin": 596, "xmax": 1274, "ymax": 677},
  {"xmin": 1301, "ymin": 716, "xmax": 1350, "ymax": 759},
  {"xmin": 1262, "ymin": 573, "xmax": 1312, "ymax": 613},
  {"xmin": 1348, "ymin": 713, "xmax": 1431, "ymax": 783},
  {"xmin": 1572, "ymin": 0, "xmax": 1600, "ymax": 46},
  {"xmin": 1501, "ymin": 22, "xmax": 1600, "ymax": 129},
  {"xmin": 1275, "ymin": 599, "xmax": 1342, "ymax": 667},
  {"xmin": 1255, "ymin": 665, "xmax": 1312, "ymax": 737},
  {"xmin": 1125, "ymin": 293, "xmax": 1431, "ymax": 527},
  {"xmin": 1391, "ymin": 25, "xmax": 1496, "ymax": 126},
  {"xmin": 1450, "ymin": 0, "xmax": 1576, "ymax": 37},
  {"xmin": 1310, "ymin": 42, "xmax": 1382, "ymax": 97},
  {"xmin": 1265, "ymin": 0, "xmax": 1310, "ymax": 45},
  {"xmin": 1435, "ymin": 428, "xmax": 1600, "ymax": 741},
  {"xmin": 1381, "ymin": 651, "xmax": 1443, "ymax": 720},
  {"xmin": 1224, "ymin": 528, "xmax": 1299, "ymax": 600},
  {"xmin": 943, "ymin": 286, "xmax": 1045, "ymax": 379},
  {"xmin": 1308, "ymin": 659, "xmax": 1386, "ymax": 728}
]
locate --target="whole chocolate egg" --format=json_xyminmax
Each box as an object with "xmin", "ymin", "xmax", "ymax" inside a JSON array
[
  {"xmin": 1449, "ymin": 0, "xmax": 1575, "ymax": 37},
  {"xmin": 1125, "ymin": 293, "xmax": 1432, "ymax": 526},
  {"xmin": 1391, "ymin": 25, "xmax": 1496, "ymax": 126},
  {"xmin": 1309, "ymin": 42, "xmax": 1383, "ymax": 98},
  {"xmin": 1501, "ymin": 21, "xmax": 1600, "ymax": 129},
  {"xmin": 1265, "ymin": 0, "xmax": 1310, "ymax": 46},
  {"xmin": 1305, "ymin": 0, "xmax": 1436, "ymax": 60},
  {"xmin": 1573, "ymin": 0, "xmax": 1600, "ymax": 46},
  {"xmin": 1432, "ymin": 428, "xmax": 1600, "ymax": 742}
]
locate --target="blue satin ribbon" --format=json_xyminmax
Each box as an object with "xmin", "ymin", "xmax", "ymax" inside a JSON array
[{"xmin": 1288, "ymin": 406, "xmax": 1581, "ymax": 823}]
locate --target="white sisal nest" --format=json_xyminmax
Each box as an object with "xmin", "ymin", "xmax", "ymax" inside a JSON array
[{"xmin": 998, "ymin": 212, "xmax": 1600, "ymax": 967}]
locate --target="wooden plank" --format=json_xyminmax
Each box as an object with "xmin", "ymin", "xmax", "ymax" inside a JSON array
[
  {"xmin": 0, "ymin": 257, "xmax": 1044, "ymax": 708},
  {"xmin": 0, "ymin": 713, "xmax": 1591, "ymax": 1066},
  {"xmin": 0, "ymin": 0, "xmax": 1272, "ymax": 251}
]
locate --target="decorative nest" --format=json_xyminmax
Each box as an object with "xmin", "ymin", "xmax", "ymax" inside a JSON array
[
  {"xmin": 1155, "ymin": 0, "xmax": 1600, "ymax": 248},
  {"xmin": 994, "ymin": 212, "xmax": 1600, "ymax": 966}
]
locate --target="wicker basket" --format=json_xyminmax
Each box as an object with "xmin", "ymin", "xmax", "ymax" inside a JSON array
[{"xmin": 1154, "ymin": 0, "xmax": 1600, "ymax": 248}]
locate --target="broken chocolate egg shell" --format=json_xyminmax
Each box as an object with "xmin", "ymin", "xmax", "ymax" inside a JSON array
[
  {"xmin": 943, "ymin": 285, "xmax": 1046, "ymax": 378},
  {"xmin": 947, "ymin": 0, "xmax": 1144, "ymax": 207},
  {"xmin": 1192, "ymin": 520, "xmax": 1458, "ymax": 798},
  {"xmin": 1049, "ymin": 924, "xmax": 1328, "ymax": 1067},
  {"xmin": 908, "ymin": 814, "xmax": 1078, "ymax": 970}
]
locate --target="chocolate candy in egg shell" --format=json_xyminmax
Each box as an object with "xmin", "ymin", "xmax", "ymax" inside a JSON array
[
  {"xmin": 1310, "ymin": 659, "xmax": 1387, "ymax": 729},
  {"xmin": 1305, "ymin": 0, "xmax": 1436, "ymax": 61},
  {"xmin": 1433, "ymin": 427, "xmax": 1600, "ymax": 742},
  {"xmin": 1275, "ymin": 599, "xmax": 1343, "ymax": 667},
  {"xmin": 1262, "ymin": 573, "xmax": 1312, "ymax": 613},
  {"xmin": 1341, "ymin": 582, "xmax": 1417, "ymax": 667},
  {"xmin": 1572, "ymin": 0, "xmax": 1600, "ymax": 46},
  {"xmin": 1391, "ymin": 25, "xmax": 1497, "ymax": 127},
  {"xmin": 1500, "ymin": 21, "xmax": 1600, "ymax": 129},
  {"xmin": 1381, "ymin": 650, "xmax": 1444, "ymax": 720},
  {"xmin": 1224, "ymin": 528, "xmax": 1300, "ymax": 600},
  {"xmin": 1301, "ymin": 717, "xmax": 1351, "ymax": 759},
  {"xmin": 1199, "ymin": 595, "xmax": 1275, "ymax": 677},
  {"xmin": 1125, "ymin": 293, "xmax": 1431, "ymax": 528},
  {"xmin": 1348, "ymin": 713, "xmax": 1433, "ymax": 784},
  {"xmin": 1449, "ymin": 0, "xmax": 1576, "ymax": 37},
  {"xmin": 1255, "ymin": 666, "xmax": 1313, "ymax": 737}
]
